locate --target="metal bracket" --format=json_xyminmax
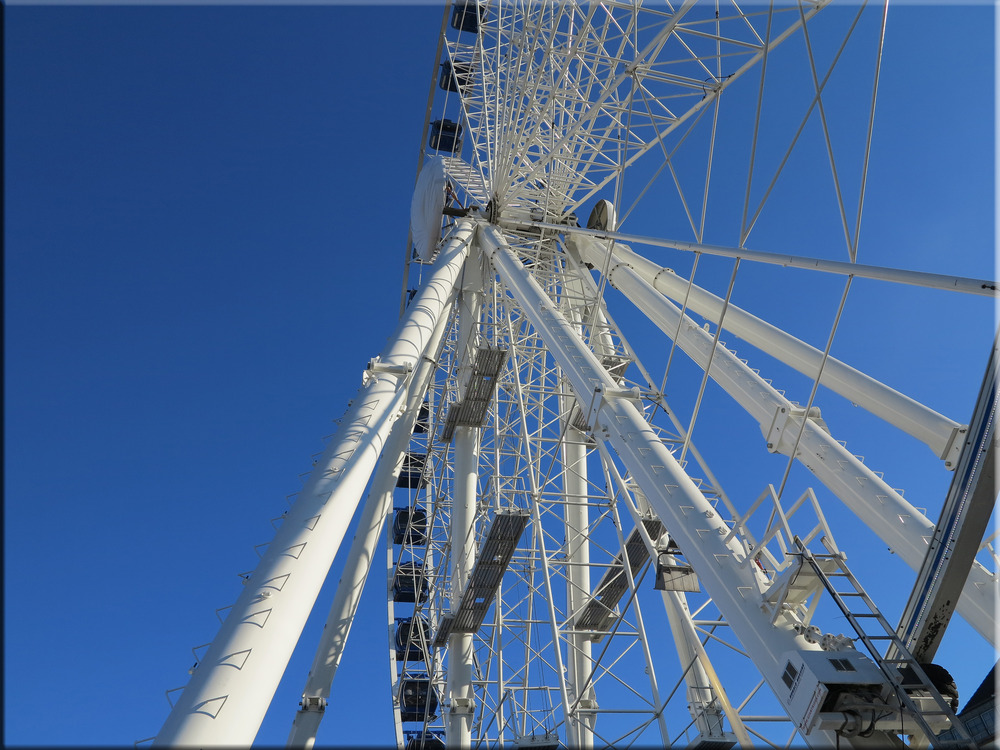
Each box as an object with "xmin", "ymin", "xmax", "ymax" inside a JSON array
[
  {"xmin": 367, "ymin": 357, "xmax": 413, "ymax": 377},
  {"xmin": 582, "ymin": 383, "xmax": 643, "ymax": 433},
  {"xmin": 363, "ymin": 357, "xmax": 413, "ymax": 386},
  {"xmin": 938, "ymin": 424, "xmax": 968, "ymax": 470},
  {"xmin": 763, "ymin": 404, "xmax": 829, "ymax": 455},
  {"xmin": 299, "ymin": 695, "xmax": 327, "ymax": 713}
]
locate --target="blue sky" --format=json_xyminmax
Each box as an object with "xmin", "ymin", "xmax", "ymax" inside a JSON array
[{"xmin": 4, "ymin": 3, "xmax": 995, "ymax": 748}]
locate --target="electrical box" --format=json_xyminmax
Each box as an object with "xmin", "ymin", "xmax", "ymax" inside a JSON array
[{"xmin": 778, "ymin": 650, "xmax": 885, "ymax": 735}]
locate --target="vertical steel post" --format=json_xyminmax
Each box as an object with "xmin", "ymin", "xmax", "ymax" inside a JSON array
[
  {"xmin": 446, "ymin": 283, "xmax": 482, "ymax": 749},
  {"xmin": 562, "ymin": 424, "xmax": 595, "ymax": 749}
]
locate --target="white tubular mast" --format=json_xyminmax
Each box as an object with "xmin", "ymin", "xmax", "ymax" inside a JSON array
[
  {"xmin": 569, "ymin": 235, "xmax": 967, "ymax": 466},
  {"xmin": 479, "ymin": 223, "xmax": 898, "ymax": 748},
  {"xmin": 286, "ymin": 307, "xmax": 453, "ymax": 749},
  {"xmin": 590, "ymin": 254, "xmax": 996, "ymax": 644},
  {"xmin": 154, "ymin": 220, "xmax": 475, "ymax": 747},
  {"xmin": 447, "ymin": 286, "xmax": 481, "ymax": 749}
]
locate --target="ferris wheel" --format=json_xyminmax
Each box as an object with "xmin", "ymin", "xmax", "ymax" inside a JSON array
[{"xmin": 151, "ymin": 2, "xmax": 996, "ymax": 749}]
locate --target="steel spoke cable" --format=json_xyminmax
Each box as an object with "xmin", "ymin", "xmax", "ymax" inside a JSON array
[
  {"xmin": 560, "ymin": 538, "xmax": 656, "ymax": 719},
  {"xmin": 742, "ymin": 2, "xmax": 867, "ymax": 243},
  {"xmin": 797, "ymin": 0, "xmax": 857, "ymax": 258},
  {"xmin": 581, "ymin": 63, "xmax": 638, "ymax": 342},
  {"xmin": 631, "ymin": 81, "xmax": 702, "ymax": 234},
  {"xmin": 486, "ymin": 7, "xmax": 504, "ymax": 192},
  {"xmin": 495, "ymin": 1, "xmax": 523, "ymax": 188},
  {"xmin": 680, "ymin": 258, "xmax": 742, "ymax": 464},
  {"xmin": 492, "ymin": 5, "xmax": 526, "ymax": 193},
  {"xmin": 600, "ymin": 452, "xmax": 674, "ymax": 743},
  {"xmin": 740, "ymin": 1, "xmax": 775, "ymax": 246},
  {"xmin": 514, "ymin": 2, "xmax": 698, "ymax": 190},
  {"xmin": 650, "ymin": 252, "xmax": 703, "ymax": 425},
  {"xmin": 729, "ymin": 0, "xmax": 767, "ymax": 47},
  {"xmin": 851, "ymin": 0, "xmax": 889, "ymax": 263},
  {"xmin": 493, "ymin": 277, "xmax": 576, "ymax": 729},
  {"xmin": 695, "ymin": 0, "xmax": 724, "ymax": 245},
  {"xmin": 472, "ymin": 14, "xmax": 496, "ymax": 195},
  {"xmin": 773, "ymin": 274, "xmax": 854, "ymax": 503},
  {"xmin": 504, "ymin": 5, "xmax": 573, "ymax": 204},
  {"xmin": 617, "ymin": 91, "xmax": 715, "ymax": 227}
]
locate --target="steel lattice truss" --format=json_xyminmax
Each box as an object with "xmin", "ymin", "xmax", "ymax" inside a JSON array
[
  {"xmin": 447, "ymin": 0, "xmax": 829, "ymax": 218},
  {"xmin": 393, "ymin": 234, "xmax": 759, "ymax": 747},
  {"xmin": 152, "ymin": 3, "xmax": 996, "ymax": 749}
]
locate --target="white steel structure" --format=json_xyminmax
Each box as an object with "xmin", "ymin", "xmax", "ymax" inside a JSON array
[{"xmin": 152, "ymin": 3, "xmax": 996, "ymax": 749}]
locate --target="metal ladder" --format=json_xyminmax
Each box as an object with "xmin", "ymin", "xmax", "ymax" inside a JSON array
[
  {"xmin": 797, "ymin": 543, "xmax": 976, "ymax": 748},
  {"xmin": 440, "ymin": 156, "xmax": 490, "ymax": 208}
]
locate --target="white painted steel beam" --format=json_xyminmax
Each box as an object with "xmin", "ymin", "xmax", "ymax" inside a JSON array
[
  {"xmin": 478, "ymin": 223, "xmax": 897, "ymax": 748},
  {"xmin": 558, "ymin": 274, "xmax": 597, "ymax": 749},
  {"xmin": 562, "ymin": 421, "xmax": 596, "ymax": 749},
  {"xmin": 595, "ymin": 258, "xmax": 995, "ymax": 645},
  {"xmin": 604, "ymin": 449, "xmax": 745, "ymax": 747},
  {"xmin": 447, "ymin": 426, "xmax": 477, "ymax": 749},
  {"xmin": 504, "ymin": 217, "xmax": 999, "ymax": 298},
  {"xmin": 285, "ymin": 308, "xmax": 453, "ymax": 749},
  {"xmin": 154, "ymin": 220, "xmax": 475, "ymax": 747},
  {"xmin": 568, "ymin": 235, "xmax": 967, "ymax": 465},
  {"xmin": 447, "ymin": 288, "xmax": 481, "ymax": 750}
]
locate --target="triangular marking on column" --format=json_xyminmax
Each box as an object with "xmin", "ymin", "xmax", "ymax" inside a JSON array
[
  {"xmin": 243, "ymin": 608, "xmax": 273, "ymax": 628},
  {"xmin": 218, "ymin": 649, "xmax": 252, "ymax": 670},
  {"xmin": 192, "ymin": 695, "xmax": 228, "ymax": 719},
  {"xmin": 261, "ymin": 573, "xmax": 290, "ymax": 590}
]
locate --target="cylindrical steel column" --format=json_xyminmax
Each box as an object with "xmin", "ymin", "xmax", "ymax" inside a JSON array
[
  {"xmin": 286, "ymin": 308, "xmax": 453, "ymax": 749},
  {"xmin": 446, "ymin": 286, "xmax": 481, "ymax": 749},
  {"xmin": 154, "ymin": 220, "xmax": 475, "ymax": 747},
  {"xmin": 562, "ymin": 425, "xmax": 595, "ymax": 749}
]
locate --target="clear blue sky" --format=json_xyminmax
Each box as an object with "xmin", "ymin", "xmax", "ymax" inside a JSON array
[{"xmin": 4, "ymin": 3, "xmax": 995, "ymax": 748}]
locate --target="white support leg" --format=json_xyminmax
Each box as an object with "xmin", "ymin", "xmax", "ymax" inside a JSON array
[
  {"xmin": 597, "ymin": 258, "xmax": 995, "ymax": 644},
  {"xmin": 562, "ymin": 424, "xmax": 595, "ymax": 749},
  {"xmin": 558, "ymin": 270, "xmax": 598, "ymax": 749},
  {"xmin": 153, "ymin": 220, "xmax": 475, "ymax": 748},
  {"xmin": 568, "ymin": 235, "xmax": 967, "ymax": 466},
  {"xmin": 479, "ymin": 222, "xmax": 909, "ymax": 748},
  {"xmin": 447, "ymin": 425, "xmax": 478, "ymax": 749},
  {"xmin": 447, "ymin": 285, "xmax": 481, "ymax": 749},
  {"xmin": 286, "ymin": 308, "xmax": 453, "ymax": 749}
]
